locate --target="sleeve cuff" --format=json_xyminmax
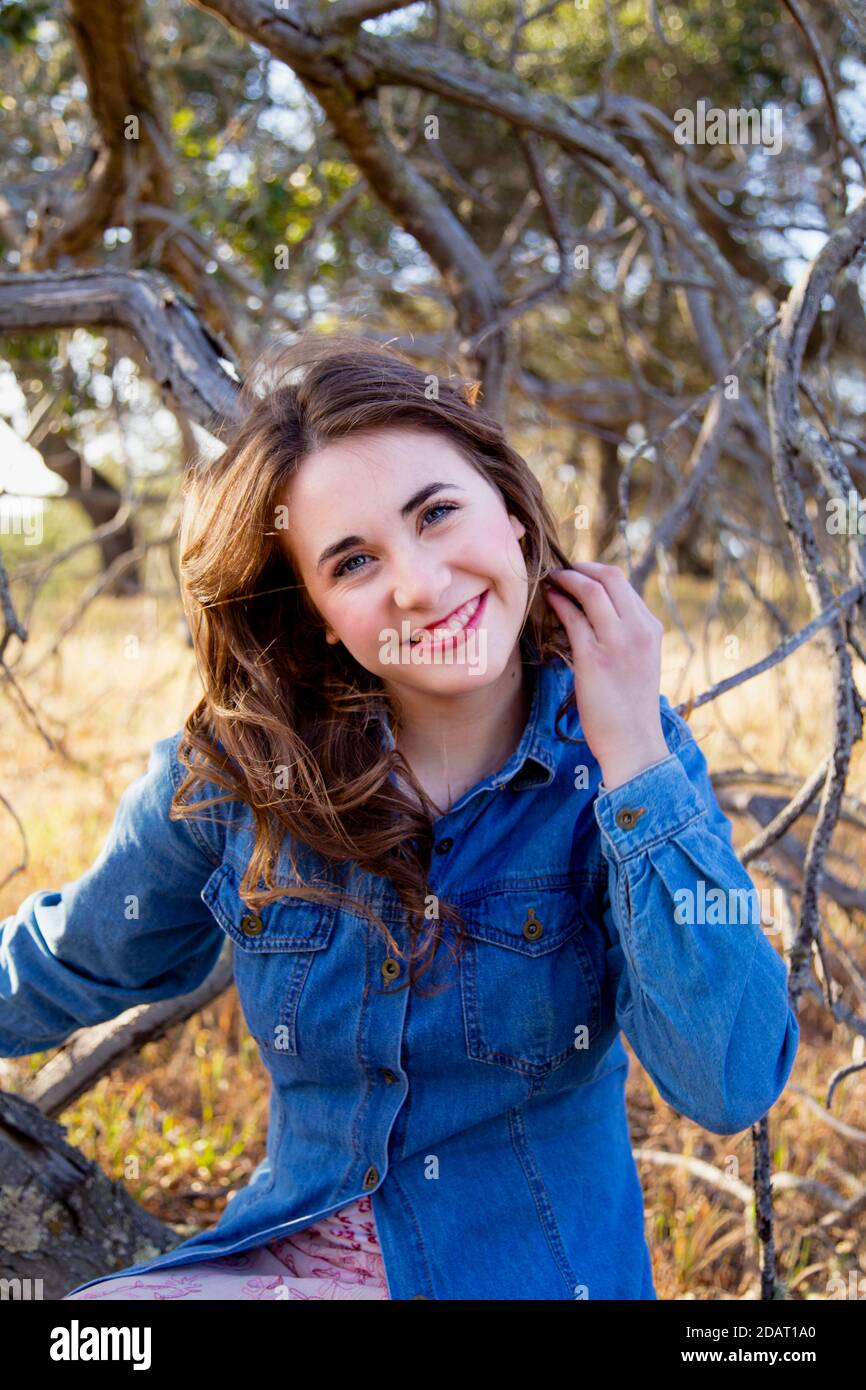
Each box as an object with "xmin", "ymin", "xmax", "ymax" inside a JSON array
[{"xmin": 594, "ymin": 750, "xmax": 708, "ymax": 863}]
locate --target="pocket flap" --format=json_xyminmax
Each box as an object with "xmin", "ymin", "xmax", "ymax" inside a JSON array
[
  {"xmin": 452, "ymin": 874, "xmax": 587, "ymax": 955},
  {"xmin": 202, "ymin": 862, "xmax": 336, "ymax": 952}
]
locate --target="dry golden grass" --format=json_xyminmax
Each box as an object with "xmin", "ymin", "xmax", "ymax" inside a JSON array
[{"xmin": 1, "ymin": 576, "xmax": 864, "ymax": 1298}]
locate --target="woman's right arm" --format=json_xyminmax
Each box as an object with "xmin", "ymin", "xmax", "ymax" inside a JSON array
[{"xmin": 0, "ymin": 731, "xmax": 225, "ymax": 1057}]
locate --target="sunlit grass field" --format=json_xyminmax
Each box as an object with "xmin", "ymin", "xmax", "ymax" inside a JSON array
[{"xmin": 1, "ymin": 568, "xmax": 864, "ymax": 1300}]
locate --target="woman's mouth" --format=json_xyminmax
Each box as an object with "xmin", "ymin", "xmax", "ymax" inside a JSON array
[{"xmin": 410, "ymin": 590, "xmax": 488, "ymax": 648}]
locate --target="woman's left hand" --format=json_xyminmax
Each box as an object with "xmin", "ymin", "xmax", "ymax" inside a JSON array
[{"xmin": 544, "ymin": 560, "xmax": 670, "ymax": 789}]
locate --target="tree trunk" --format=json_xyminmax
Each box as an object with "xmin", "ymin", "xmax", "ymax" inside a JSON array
[
  {"xmin": 0, "ymin": 950, "xmax": 234, "ymax": 1297},
  {"xmin": 0, "ymin": 1088, "xmax": 180, "ymax": 1299}
]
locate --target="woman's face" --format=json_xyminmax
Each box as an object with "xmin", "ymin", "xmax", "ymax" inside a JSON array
[{"xmin": 277, "ymin": 425, "xmax": 529, "ymax": 697}]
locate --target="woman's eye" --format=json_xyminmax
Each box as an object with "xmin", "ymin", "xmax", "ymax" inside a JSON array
[
  {"xmin": 333, "ymin": 552, "xmax": 370, "ymax": 578},
  {"xmin": 332, "ymin": 501, "xmax": 460, "ymax": 578},
  {"xmin": 422, "ymin": 501, "xmax": 460, "ymax": 526}
]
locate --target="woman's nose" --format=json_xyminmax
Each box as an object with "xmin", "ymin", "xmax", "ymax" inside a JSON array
[
  {"xmin": 391, "ymin": 556, "xmax": 451, "ymax": 616},
  {"xmin": 393, "ymin": 581, "xmax": 448, "ymax": 615}
]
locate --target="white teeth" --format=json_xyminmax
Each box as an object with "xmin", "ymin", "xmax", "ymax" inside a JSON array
[
  {"xmin": 409, "ymin": 594, "xmax": 482, "ymax": 643},
  {"xmin": 424, "ymin": 592, "xmax": 482, "ymax": 640}
]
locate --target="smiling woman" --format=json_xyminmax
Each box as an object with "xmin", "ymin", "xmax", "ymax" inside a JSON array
[
  {"xmin": 276, "ymin": 426, "xmax": 528, "ymax": 678},
  {"xmin": 273, "ymin": 422, "xmax": 539, "ymax": 808},
  {"xmin": 172, "ymin": 331, "xmax": 576, "ymax": 968},
  {"xmin": 0, "ymin": 331, "xmax": 799, "ymax": 1301}
]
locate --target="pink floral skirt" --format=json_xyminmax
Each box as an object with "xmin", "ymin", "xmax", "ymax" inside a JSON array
[{"xmin": 63, "ymin": 1194, "xmax": 390, "ymax": 1301}]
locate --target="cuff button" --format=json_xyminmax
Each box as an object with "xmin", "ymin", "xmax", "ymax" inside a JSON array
[{"xmin": 615, "ymin": 806, "xmax": 647, "ymax": 830}]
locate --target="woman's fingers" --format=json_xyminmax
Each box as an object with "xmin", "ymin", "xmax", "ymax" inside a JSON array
[
  {"xmin": 547, "ymin": 564, "xmax": 621, "ymax": 640},
  {"xmin": 545, "ymin": 585, "xmax": 596, "ymax": 648},
  {"xmin": 565, "ymin": 561, "xmax": 644, "ymax": 617}
]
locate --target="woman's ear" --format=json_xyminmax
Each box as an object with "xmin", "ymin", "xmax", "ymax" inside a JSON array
[
  {"xmin": 325, "ymin": 628, "xmax": 340, "ymax": 645},
  {"xmin": 509, "ymin": 514, "xmax": 527, "ymax": 544}
]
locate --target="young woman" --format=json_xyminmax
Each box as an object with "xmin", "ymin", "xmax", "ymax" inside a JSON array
[{"xmin": 1, "ymin": 334, "xmax": 799, "ymax": 1300}]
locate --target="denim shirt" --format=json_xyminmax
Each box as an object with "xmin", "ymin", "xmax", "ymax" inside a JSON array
[{"xmin": 0, "ymin": 653, "xmax": 799, "ymax": 1300}]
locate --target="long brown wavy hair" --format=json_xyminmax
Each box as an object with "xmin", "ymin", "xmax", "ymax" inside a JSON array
[{"xmin": 171, "ymin": 331, "xmax": 579, "ymax": 995}]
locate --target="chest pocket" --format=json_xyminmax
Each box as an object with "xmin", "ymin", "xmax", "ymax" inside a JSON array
[
  {"xmin": 202, "ymin": 861, "xmax": 337, "ymax": 1056},
  {"xmin": 453, "ymin": 875, "xmax": 602, "ymax": 1077}
]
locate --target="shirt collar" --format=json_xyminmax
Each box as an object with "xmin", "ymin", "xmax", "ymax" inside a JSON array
[{"xmin": 378, "ymin": 653, "xmax": 572, "ymax": 799}]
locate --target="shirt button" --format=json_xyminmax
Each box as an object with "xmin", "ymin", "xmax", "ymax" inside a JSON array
[
  {"xmin": 615, "ymin": 806, "xmax": 647, "ymax": 830},
  {"xmin": 380, "ymin": 1067, "xmax": 398, "ymax": 1084},
  {"xmin": 240, "ymin": 913, "xmax": 264, "ymax": 936},
  {"xmin": 381, "ymin": 957, "xmax": 401, "ymax": 982},
  {"xmin": 363, "ymin": 1165, "xmax": 379, "ymax": 1189},
  {"xmin": 435, "ymin": 837, "xmax": 454, "ymax": 854},
  {"xmin": 522, "ymin": 908, "xmax": 544, "ymax": 941}
]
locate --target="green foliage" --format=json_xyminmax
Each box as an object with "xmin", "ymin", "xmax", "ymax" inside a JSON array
[{"xmin": 0, "ymin": 0, "xmax": 53, "ymax": 51}]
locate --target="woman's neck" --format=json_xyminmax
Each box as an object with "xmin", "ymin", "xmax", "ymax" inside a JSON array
[{"xmin": 389, "ymin": 647, "xmax": 532, "ymax": 815}]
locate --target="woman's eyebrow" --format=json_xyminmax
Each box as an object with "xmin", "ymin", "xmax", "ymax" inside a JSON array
[{"xmin": 315, "ymin": 481, "xmax": 465, "ymax": 571}]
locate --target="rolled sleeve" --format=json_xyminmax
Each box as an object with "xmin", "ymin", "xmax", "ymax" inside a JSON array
[{"xmin": 593, "ymin": 696, "xmax": 801, "ymax": 1135}]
